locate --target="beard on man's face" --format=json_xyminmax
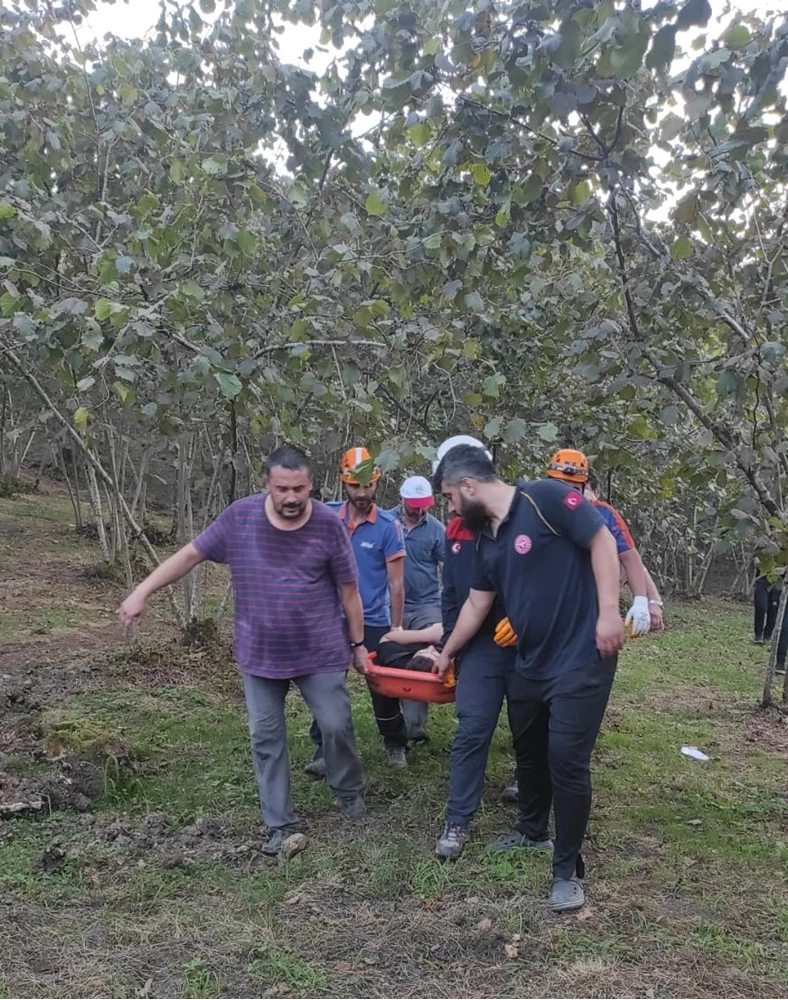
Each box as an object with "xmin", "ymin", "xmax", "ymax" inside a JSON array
[
  {"xmin": 274, "ymin": 496, "xmax": 307, "ymax": 519},
  {"xmin": 459, "ymin": 496, "xmax": 489, "ymax": 531}
]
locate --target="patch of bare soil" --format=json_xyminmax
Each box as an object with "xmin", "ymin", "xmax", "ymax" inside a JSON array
[
  {"xmin": 742, "ymin": 706, "xmax": 788, "ymax": 757},
  {"xmin": 0, "ymin": 759, "xmax": 104, "ymax": 818}
]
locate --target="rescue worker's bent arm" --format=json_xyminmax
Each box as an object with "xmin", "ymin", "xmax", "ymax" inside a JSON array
[
  {"xmin": 338, "ymin": 579, "xmax": 368, "ymax": 673},
  {"xmin": 434, "ymin": 589, "xmax": 495, "ymax": 679},
  {"xmin": 588, "ymin": 527, "xmax": 626, "ymax": 657},
  {"xmin": 645, "ymin": 567, "xmax": 664, "ymax": 629},
  {"xmin": 619, "ymin": 547, "xmax": 651, "ymax": 636},
  {"xmin": 386, "ymin": 556, "xmax": 405, "ymax": 629},
  {"xmin": 118, "ymin": 543, "xmax": 205, "ymax": 633},
  {"xmin": 383, "ymin": 623, "xmax": 443, "ymax": 645}
]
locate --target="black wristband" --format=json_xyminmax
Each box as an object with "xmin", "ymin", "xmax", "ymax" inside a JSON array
[{"xmin": 349, "ymin": 640, "xmax": 364, "ymax": 649}]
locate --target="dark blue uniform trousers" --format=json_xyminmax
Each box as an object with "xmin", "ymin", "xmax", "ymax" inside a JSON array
[
  {"xmin": 509, "ymin": 655, "xmax": 617, "ymax": 880},
  {"xmin": 447, "ymin": 633, "xmax": 518, "ymax": 827}
]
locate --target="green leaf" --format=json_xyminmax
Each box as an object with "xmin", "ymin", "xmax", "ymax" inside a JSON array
[
  {"xmin": 470, "ymin": 163, "xmax": 491, "ymax": 186},
  {"xmin": 237, "ymin": 229, "xmax": 256, "ymax": 255},
  {"xmin": 503, "ymin": 417, "xmax": 528, "ymax": 443},
  {"xmin": 482, "ymin": 373, "xmax": 505, "ymax": 398},
  {"xmin": 716, "ymin": 369, "xmax": 738, "ymax": 395},
  {"xmin": 215, "ymin": 372, "xmax": 243, "ymax": 399},
  {"xmin": 521, "ymin": 173, "xmax": 543, "ymax": 205},
  {"xmin": 465, "ymin": 291, "xmax": 485, "ymax": 312},
  {"xmin": 94, "ymin": 299, "xmax": 113, "ymax": 321},
  {"xmin": 180, "ymin": 280, "xmax": 205, "ymax": 300},
  {"xmin": 202, "ymin": 155, "xmax": 228, "ymax": 176},
  {"xmin": 170, "ymin": 160, "xmax": 186, "ymax": 184},
  {"xmin": 423, "ymin": 37, "xmax": 440, "ymax": 56},
  {"xmin": 495, "ymin": 206, "xmax": 510, "ymax": 227},
  {"xmin": 76, "ymin": 376, "xmax": 95, "ymax": 392},
  {"xmin": 670, "ymin": 236, "xmax": 693, "ymax": 259},
  {"xmin": 553, "ymin": 20, "xmax": 581, "ymax": 69},
  {"xmin": 112, "ymin": 381, "xmax": 133, "ymax": 404},
  {"xmin": 408, "ymin": 123, "xmax": 431, "ymax": 147},
  {"xmin": 376, "ymin": 448, "xmax": 400, "ymax": 473},
  {"xmin": 423, "ymin": 232, "xmax": 442, "ymax": 251},
  {"xmin": 676, "ymin": 0, "xmax": 711, "ymax": 31},
  {"xmin": 537, "ymin": 422, "xmax": 559, "ymax": 442},
  {"xmin": 365, "ymin": 189, "xmax": 388, "ymax": 217},
  {"xmin": 73, "ymin": 407, "xmax": 90, "ymax": 433},
  {"xmin": 722, "ymin": 24, "xmax": 751, "ymax": 48},
  {"xmin": 484, "ymin": 416, "xmax": 503, "ymax": 438},
  {"xmin": 571, "ymin": 180, "xmax": 591, "ymax": 205},
  {"xmin": 674, "ymin": 193, "xmax": 699, "ymax": 225},
  {"xmin": 647, "ymin": 25, "xmax": 676, "ymax": 71},
  {"xmin": 660, "ymin": 405, "xmax": 679, "ymax": 425},
  {"xmin": 200, "ymin": 0, "xmax": 215, "ymax": 11},
  {"xmin": 610, "ymin": 32, "xmax": 649, "ymax": 80},
  {"xmin": 0, "ymin": 203, "xmax": 16, "ymax": 220}
]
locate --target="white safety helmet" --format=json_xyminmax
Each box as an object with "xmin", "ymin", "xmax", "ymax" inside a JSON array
[{"xmin": 432, "ymin": 434, "xmax": 493, "ymax": 473}]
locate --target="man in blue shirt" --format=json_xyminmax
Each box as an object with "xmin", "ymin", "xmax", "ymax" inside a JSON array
[
  {"xmin": 307, "ymin": 446, "xmax": 410, "ymax": 773},
  {"xmin": 433, "ymin": 444, "xmax": 624, "ymax": 913},
  {"xmin": 386, "ymin": 475, "xmax": 445, "ymax": 741}
]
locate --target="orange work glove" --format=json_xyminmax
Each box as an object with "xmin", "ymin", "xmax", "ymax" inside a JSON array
[
  {"xmin": 443, "ymin": 661, "xmax": 457, "ymax": 689},
  {"xmin": 494, "ymin": 617, "xmax": 518, "ymax": 648}
]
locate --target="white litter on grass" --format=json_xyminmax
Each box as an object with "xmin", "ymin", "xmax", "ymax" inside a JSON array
[{"xmin": 681, "ymin": 746, "xmax": 710, "ymax": 761}]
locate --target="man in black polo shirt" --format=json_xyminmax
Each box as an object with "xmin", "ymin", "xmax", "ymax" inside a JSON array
[{"xmin": 433, "ymin": 445, "xmax": 625, "ymax": 912}]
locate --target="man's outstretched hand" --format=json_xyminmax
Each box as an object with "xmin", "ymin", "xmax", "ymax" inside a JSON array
[
  {"xmin": 118, "ymin": 591, "xmax": 147, "ymax": 635},
  {"xmin": 432, "ymin": 648, "xmax": 452, "ymax": 681}
]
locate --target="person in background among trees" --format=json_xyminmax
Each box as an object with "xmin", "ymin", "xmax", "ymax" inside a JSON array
[
  {"xmin": 432, "ymin": 444, "xmax": 625, "ymax": 912},
  {"xmin": 430, "ymin": 435, "xmax": 521, "ymax": 861},
  {"xmin": 385, "ymin": 475, "xmax": 445, "ymax": 742},
  {"xmin": 753, "ymin": 557, "xmax": 787, "ymax": 675},
  {"xmin": 117, "ymin": 444, "xmax": 367, "ymax": 857},
  {"xmin": 306, "ymin": 446, "xmax": 410, "ymax": 774}
]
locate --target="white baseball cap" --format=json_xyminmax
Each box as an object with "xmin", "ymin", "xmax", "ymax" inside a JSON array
[
  {"xmin": 400, "ymin": 475, "xmax": 434, "ymax": 508},
  {"xmin": 432, "ymin": 434, "xmax": 492, "ymax": 473}
]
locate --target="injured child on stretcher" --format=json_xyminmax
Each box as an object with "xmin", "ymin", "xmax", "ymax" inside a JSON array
[{"xmin": 377, "ymin": 622, "xmax": 445, "ymax": 674}]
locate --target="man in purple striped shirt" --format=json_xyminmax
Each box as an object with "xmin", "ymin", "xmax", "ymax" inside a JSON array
[{"xmin": 118, "ymin": 445, "xmax": 368, "ymax": 857}]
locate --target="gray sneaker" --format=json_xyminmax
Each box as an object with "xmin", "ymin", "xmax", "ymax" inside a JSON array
[
  {"xmin": 339, "ymin": 795, "xmax": 367, "ymax": 822},
  {"xmin": 486, "ymin": 830, "xmax": 553, "ymax": 852},
  {"xmin": 550, "ymin": 876, "xmax": 585, "ymax": 912},
  {"xmin": 385, "ymin": 744, "xmax": 407, "ymax": 769},
  {"xmin": 262, "ymin": 826, "xmax": 299, "ymax": 857},
  {"xmin": 304, "ymin": 756, "xmax": 326, "ymax": 778},
  {"xmin": 501, "ymin": 779, "xmax": 518, "ymax": 804},
  {"xmin": 436, "ymin": 823, "xmax": 468, "ymax": 859}
]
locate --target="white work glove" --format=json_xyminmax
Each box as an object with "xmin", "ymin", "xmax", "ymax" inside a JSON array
[{"xmin": 625, "ymin": 596, "xmax": 651, "ymax": 637}]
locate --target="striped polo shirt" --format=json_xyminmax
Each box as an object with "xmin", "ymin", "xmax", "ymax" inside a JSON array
[{"xmin": 193, "ymin": 494, "xmax": 358, "ymax": 679}]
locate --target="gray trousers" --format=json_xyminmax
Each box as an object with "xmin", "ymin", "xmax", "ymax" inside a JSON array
[
  {"xmin": 243, "ymin": 670, "xmax": 363, "ymax": 831},
  {"xmin": 401, "ymin": 603, "xmax": 442, "ymax": 735}
]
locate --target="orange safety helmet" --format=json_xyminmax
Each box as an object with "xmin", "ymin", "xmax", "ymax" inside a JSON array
[
  {"xmin": 340, "ymin": 446, "xmax": 381, "ymax": 485},
  {"xmin": 547, "ymin": 448, "xmax": 589, "ymax": 484}
]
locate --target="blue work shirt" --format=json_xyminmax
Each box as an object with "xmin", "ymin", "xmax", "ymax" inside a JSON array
[
  {"xmin": 387, "ymin": 506, "xmax": 445, "ymax": 613},
  {"xmin": 471, "ymin": 480, "xmax": 606, "ymax": 678},
  {"xmin": 328, "ymin": 501, "xmax": 406, "ymax": 626}
]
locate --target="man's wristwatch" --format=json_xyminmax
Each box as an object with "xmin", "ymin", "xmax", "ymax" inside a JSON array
[{"xmin": 349, "ymin": 639, "xmax": 365, "ymax": 649}]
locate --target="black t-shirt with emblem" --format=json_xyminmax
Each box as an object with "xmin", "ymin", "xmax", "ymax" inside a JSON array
[{"xmin": 470, "ymin": 479, "xmax": 606, "ymax": 678}]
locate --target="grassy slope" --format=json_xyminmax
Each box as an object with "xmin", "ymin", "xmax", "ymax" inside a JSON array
[{"xmin": 1, "ymin": 490, "xmax": 787, "ymax": 998}]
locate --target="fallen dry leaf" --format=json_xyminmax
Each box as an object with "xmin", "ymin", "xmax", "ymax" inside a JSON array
[
  {"xmin": 504, "ymin": 943, "xmax": 519, "ymax": 959},
  {"xmin": 686, "ymin": 818, "xmax": 702, "ymax": 826},
  {"xmin": 477, "ymin": 917, "xmax": 493, "ymax": 933},
  {"xmin": 575, "ymin": 906, "xmax": 594, "ymax": 922}
]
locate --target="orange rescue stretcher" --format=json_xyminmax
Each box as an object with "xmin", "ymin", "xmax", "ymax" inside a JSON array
[{"xmin": 364, "ymin": 652, "xmax": 456, "ymax": 704}]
